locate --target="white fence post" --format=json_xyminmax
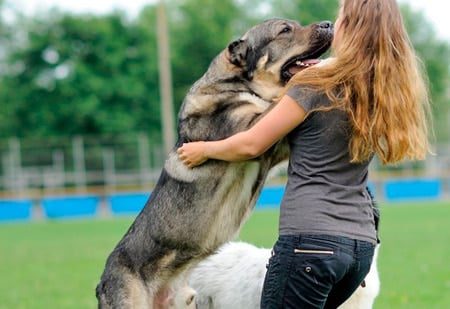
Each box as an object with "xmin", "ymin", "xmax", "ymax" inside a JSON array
[
  {"xmin": 72, "ymin": 136, "xmax": 86, "ymax": 193},
  {"xmin": 103, "ymin": 148, "xmax": 116, "ymax": 194},
  {"xmin": 138, "ymin": 133, "xmax": 151, "ymax": 187},
  {"xmin": 9, "ymin": 138, "xmax": 25, "ymax": 198}
]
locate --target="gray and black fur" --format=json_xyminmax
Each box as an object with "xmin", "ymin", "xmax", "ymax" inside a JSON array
[{"xmin": 96, "ymin": 18, "xmax": 333, "ymax": 308}]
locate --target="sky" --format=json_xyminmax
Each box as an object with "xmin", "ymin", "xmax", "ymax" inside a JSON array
[{"xmin": 5, "ymin": 0, "xmax": 450, "ymax": 41}]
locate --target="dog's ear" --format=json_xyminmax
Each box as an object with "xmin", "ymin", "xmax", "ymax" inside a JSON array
[{"xmin": 227, "ymin": 39, "xmax": 249, "ymax": 67}]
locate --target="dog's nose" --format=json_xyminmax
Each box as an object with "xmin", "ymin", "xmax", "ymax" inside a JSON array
[{"xmin": 319, "ymin": 21, "xmax": 333, "ymax": 29}]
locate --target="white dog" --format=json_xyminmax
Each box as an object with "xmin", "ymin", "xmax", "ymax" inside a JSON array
[
  {"xmin": 155, "ymin": 277, "xmax": 197, "ymax": 309},
  {"xmin": 188, "ymin": 242, "xmax": 380, "ymax": 309}
]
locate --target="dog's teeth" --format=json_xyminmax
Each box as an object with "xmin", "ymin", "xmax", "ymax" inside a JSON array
[{"xmin": 296, "ymin": 60, "xmax": 304, "ymax": 66}]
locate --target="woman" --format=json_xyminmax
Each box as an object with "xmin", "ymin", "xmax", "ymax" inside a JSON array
[{"xmin": 177, "ymin": 0, "xmax": 430, "ymax": 307}]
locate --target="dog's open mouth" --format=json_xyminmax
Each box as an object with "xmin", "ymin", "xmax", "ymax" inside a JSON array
[{"xmin": 281, "ymin": 43, "xmax": 331, "ymax": 83}]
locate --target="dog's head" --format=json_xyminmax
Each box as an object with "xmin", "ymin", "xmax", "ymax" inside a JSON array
[{"xmin": 226, "ymin": 18, "xmax": 333, "ymax": 100}]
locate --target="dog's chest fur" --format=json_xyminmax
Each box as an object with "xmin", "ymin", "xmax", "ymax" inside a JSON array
[
  {"xmin": 199, "ymin": 161, "xmax": 261, "ymax": 248},
  {"xmin": 164, "ymin": 153, "xmax": 263, "ymax": 249}
]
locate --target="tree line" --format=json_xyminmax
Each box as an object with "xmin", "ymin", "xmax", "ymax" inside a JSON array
[{"xmin": 0, "ymin": 0, "xmax": 448, "ymax": 143}]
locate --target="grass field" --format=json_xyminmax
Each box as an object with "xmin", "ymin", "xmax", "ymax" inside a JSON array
[{"xmin": 1, "ymin": 201, "xmax": 449, "ymax": 308}]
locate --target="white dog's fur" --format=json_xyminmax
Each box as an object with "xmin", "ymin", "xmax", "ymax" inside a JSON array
[
  {"xmin": 156, "ymin": 277, "xmax": 197, "ymax": 309},
  {"xmin": 187, "ymin": 241, "xmax": 380, "ymax": 309},
  {"xmin": 167, "ymin": 283, "xmax": 197, "ymax": 309}
]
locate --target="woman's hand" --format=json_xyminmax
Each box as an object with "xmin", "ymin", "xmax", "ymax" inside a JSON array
[{"xmin": 177, "ymin": 142, "xmax": 209, "ymax": 168}]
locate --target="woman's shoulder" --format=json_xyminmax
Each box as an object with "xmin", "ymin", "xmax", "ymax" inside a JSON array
[
  {"xmin": 286, "ymin": 57, "xmax": 338, "ymax": 111},
  {"xmin": 286, "ymin": 85, "xmax": 329, "ymax": 112}
]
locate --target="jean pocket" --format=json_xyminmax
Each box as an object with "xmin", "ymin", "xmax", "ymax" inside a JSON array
[
  {"xmin": 293, "ymin": 247, "xmax": 336, "ymax": 273},
  {"xmin": 292, "ymin": 254, "xmax": 338, "ymax": 287},
  {"xmin": 292, "ymin": 240, "xmax": 339, "ymax": 277}
]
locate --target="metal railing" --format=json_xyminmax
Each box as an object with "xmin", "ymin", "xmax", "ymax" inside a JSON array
[{"xmin": 1, "ymin": 134, "xmax": 449, "ymax": 199}]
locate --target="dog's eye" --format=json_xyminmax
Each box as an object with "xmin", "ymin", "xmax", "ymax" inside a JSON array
[{"xmin": 279, "ymin": 26, "xmax": 291, "ymax": 35}]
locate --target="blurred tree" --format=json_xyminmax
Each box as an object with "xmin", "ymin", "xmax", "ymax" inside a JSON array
[
  {"xmin": 168, "ymin": 0, "xmax": 251, "ymax": 111},
  {"xmin": 0, "ymin": 0, "xmax": 447, "ymax": 144},
  {"xmin": 264, "ymin": 0, "xmax": 339, "ymax": 25},
  {"xmin": 0, "ymin": 9, "xmax": 162, "ymax": 141},
  {"xmin": 0, "ymin": 0, "xmax": 14, "ymax": 134},
  {"xmin": 400, "ymin": 4, "xmax": 450, "ymax": 142}
]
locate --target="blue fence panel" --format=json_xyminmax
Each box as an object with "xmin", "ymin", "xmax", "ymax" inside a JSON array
[
  {"xmin": 384, "ymin": 179, "xmax": 441, "ymax": 201},
  {"xmin": 256, "ymin": 186, "xmax": 284, "ymax": 209},
  {"xmin": 0, "ymin": 200, "xmax": 33, "ymax": 222},
  {"xmin": 42, "ymin": 196, "xmax": 99, "ymax": 219},
  {"xmin": 109, "ymin": 193, "xmax": 150, "ymax": 215}
]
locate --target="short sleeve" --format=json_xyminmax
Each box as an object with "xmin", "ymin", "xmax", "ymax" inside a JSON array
[{"xmin": 286, "ymin": 85, "xmax": 321, "ymax": 113}]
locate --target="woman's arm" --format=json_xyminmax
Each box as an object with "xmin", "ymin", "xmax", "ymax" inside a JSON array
[{"xmin": 177, "ymin": 94, "xmax": 307, "ymax": 168}]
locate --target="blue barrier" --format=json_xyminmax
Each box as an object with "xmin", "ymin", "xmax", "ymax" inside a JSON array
[
  {"xmin": 256, "ymin": 186, "xmax": 284, "ymax": 209},
  {"xmin": 109, "ymin": 193, "xmax": 150, "ymax": 215},
  {"xmin": 2, "ymin": 178, "xmax": 444, "ymax": 223},
  {"xmin": 42, "ymin": 196, "xmax": 99, "ymax": 219},
  {"xmin": 384, "ymin": 179, "xmax": 441, "ymax": 201},
  {"xmin": 0, "ymin": 200, "xmax": 33, "ymax": 222}
]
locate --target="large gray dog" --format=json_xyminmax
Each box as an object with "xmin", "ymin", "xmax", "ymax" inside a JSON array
[{"xmin": 96, "ymin": 18, "xmax": 333, "ymax": 308}]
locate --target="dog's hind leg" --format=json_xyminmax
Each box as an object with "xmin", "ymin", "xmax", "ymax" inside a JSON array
[
  {"xmin": 96, "ymin": 269, "xmax": 152, "ymax": 309},
  {"xmin": 125, "ymin": 273, "xmax": 153, "ymax": 309},
  {"xmin": 98, "ymin": 230, "xmax": 200, "ymax": 308}
]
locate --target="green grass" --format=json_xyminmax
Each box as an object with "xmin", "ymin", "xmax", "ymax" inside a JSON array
[{"xmin": 0, "ymin": 202, "xmax": 449, "ymax": 308}]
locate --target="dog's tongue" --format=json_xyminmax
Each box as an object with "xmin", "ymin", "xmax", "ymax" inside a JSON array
[{"xmin": 289, "ymin": 59, "xmax": 321, "ymax": 75}]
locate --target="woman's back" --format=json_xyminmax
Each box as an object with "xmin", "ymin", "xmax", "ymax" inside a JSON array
[{"xmin": 279, "ymin": 87, "xmax": 376, "ymax": 243}]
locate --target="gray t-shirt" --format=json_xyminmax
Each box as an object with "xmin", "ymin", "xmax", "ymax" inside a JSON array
[{"xmin": 280, "ymin": 85, "xmax": 377, "ymax": 244}]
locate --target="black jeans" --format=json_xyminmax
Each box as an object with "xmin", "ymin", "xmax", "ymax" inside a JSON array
[{"xmin": 260, "ymin": 234, "xmax": 375, "ymax": 309}]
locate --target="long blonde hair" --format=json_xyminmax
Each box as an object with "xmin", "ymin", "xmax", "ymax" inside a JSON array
[{"xmin": 287, "ymin": 0, "xmax": 431, "ymax": 164}]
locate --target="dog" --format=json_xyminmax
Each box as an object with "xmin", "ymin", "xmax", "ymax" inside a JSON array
[
  {"xmin": 189, "ymin": 242, "xmax": 380, "ymax": 309},
  {"xmin": 96, "ymin": 18, "xmax": 333, "ymax": 308},
  {"xmin": 154, "ymin": 276, "xmax": 197, "ymax": 309}
]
